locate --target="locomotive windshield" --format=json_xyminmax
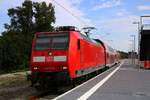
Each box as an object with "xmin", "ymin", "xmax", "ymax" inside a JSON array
[{"xmin": 35, "ymin": 33, "xmax": 69, "ymax": 50}]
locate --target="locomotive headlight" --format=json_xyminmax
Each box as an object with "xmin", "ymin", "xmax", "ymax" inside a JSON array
[
  {"xmin": 33, "ymin": 67, "xmax": 38, "ymax": 70},
  {"xmin": 62, "ymin": 66, "xmax": 67, "ymax": 70},
  {"xmin": 48, "ymin": 52, "xmax": 52, "ymax": 55}
]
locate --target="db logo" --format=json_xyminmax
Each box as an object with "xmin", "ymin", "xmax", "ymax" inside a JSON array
[{"xmin": 46, "ymin": 56, "xmax": 53, "ymax": 62}]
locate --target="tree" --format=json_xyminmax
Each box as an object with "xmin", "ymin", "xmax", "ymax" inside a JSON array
[
  {"xmin": 0, "ymin": 32, "xmax": 23, "ymax": 71},
  {"xmin": 33, "ymin": 2, "xmax": 55, "ymax": 31},
  {"xmin": 0, "ymin": 36, "xmax": 2, "ymax": 71},
  {"xmin": 4, "ymin": 0, "xmax": 33, "ymax": 34},
  {"xmin": 0, "ymin": 0, "xmax": 55, "ymax": 72},
  {"xmin": 118, "ymin": 51, "xmax": 128, "ymax": 59}
]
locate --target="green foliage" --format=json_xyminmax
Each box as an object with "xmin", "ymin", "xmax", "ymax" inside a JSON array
[
  {"xmin": 0, "ymin": 0, "xmax": 55, "ymax": 73},
  {"xmin": 33, "ymin": 2, "xmax": 55, "ymax": 31},
  {"xmin": 117, "ymin": 51, "xmax": 128, "ymax": 59}
]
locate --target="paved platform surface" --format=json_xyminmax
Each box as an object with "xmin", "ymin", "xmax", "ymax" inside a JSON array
[{"xmin": 53, "ymin": 60, "xmax": 150, "ymax": 100}]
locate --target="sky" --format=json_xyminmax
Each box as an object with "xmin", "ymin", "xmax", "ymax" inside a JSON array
[{"xmin": 0, "ymin": 0, "xmax": 150, "ymax": 52}]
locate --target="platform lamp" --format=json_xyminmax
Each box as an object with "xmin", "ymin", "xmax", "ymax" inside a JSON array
[
  {"xmin": 130, "ymin": 35, "xmax": 136, "ymax": 65},
  {"xmin": 133, "ymin": 21, "xmax": 140, "ymax": 66}
]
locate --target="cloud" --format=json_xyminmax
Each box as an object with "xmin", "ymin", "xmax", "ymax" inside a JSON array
[
  {"xmin": 98, "ymin": 15, "xmax": 139, "ymax": 34},
  {"xmin": 32, "ymin": 0, "xmax": 92, "ymax": 28},
  {"xmin": 0, "ymin": 0, "xmax": 93, "ymax": 35},
  {"xmin": 93, "ymin": 0, "xmax": 121, "ymax": 10},
  {"xmin": 116, "ymin": 12, "xmax": 124, "ymax": 16},
  {"xmin": 137, "ymin": 5, "xmax": 150, "ymax": 11},
  {"xmin": 0, "ymin": 0, "xmax": 24, "ymax": 33},
  {"xmin": 116, "ymin": 9, "xmax": 130, "ymax": 16},
  {"xmin": 0, "ymin": 0, "xmax": 92, "ymax": 29},
  {"xmin": 116, "ymin": 9, "xmax": 131, "ymax": 17},
  {"xmin": 94, "ymin": 15, "xmax": 139, "ymax": 51},
  {"xmin": 0, "ymin": 0, "xmax": 23, "ymax": 14},
  {"xmin": 0, "ymin": 0, "xmax": 141, "ymax": 52}
]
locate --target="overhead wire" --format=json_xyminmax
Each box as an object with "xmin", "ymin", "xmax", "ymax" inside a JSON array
[
  {"xmin": 51, "ymin": 0, "xmax": 113, "ymax": 46},
  {"xmin": 51, "ymin": 0, "xmax": 89, "ymax": 26}
]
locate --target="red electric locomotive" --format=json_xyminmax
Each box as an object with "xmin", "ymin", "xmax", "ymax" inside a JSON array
[{"xmin": 30, "ymin": 26, "xmax": 118, "ymax": 87}]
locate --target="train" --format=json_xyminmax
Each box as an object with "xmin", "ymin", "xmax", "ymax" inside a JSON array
[{"xmin": 29, "ymin": 26, "xmax": 120, "ymax": 87}]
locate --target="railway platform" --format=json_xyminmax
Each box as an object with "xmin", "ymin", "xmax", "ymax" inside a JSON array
[{"xmin": 53, "ymin": 59, "xmax": 150, "ymax": 100}]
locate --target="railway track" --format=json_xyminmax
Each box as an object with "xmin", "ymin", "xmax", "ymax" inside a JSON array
[
  {"xmin": 28, "ymin": 67, "xmax": 110, "ymax": 100},
  {"xmin": 28, "ymin": 84, "xmax": 73, "ymax": 100}
]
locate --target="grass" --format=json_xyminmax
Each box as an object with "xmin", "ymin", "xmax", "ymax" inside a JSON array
[
  {"xmin": 0, "ymin": 67, "xmax": 29, "ymax": 75},
  {"xmin": 0, "ymin": 72, "xmax": 26, "ymax": 87}
]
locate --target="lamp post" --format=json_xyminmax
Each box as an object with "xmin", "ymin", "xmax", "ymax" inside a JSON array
[
  {"xmin": 133, "ymin": 21, "xmax": 140, "ymax": 65},
  {"xmin": 129, "ymin": 40, "xmax": 133, "ymax": 64},
  {"xmin": 130, "ymin": 35, "xmax": 136, "ymax": 65}
]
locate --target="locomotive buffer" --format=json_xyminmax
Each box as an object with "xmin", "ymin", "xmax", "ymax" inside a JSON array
[{"xmin": 53, "ymin": 59, "xmax": 150, "ymax": 100}]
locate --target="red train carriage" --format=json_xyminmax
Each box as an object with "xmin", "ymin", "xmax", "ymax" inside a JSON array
[
  {"xmin": 30, "ymin": 26, "xmax": 118, "ymax": 86},
  {"xmin": 105, "ymin": 46, "xmax": 119, "ymax": 67},
  {"xmin": 94, "ymin": 39, "xmax": 119, "ymax": 67}
]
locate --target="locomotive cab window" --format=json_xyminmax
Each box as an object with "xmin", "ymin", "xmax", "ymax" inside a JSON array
[
  {"xmin": 35, "ymin": 37, "xmax": 50, "ymax": 50},
  {"xmin": 35, "ymin": 33, "xmax": 69, "ymax": 50},
  {"xmin": 52, "ymin": 36, "xmax": 68, "ymax": 49}
]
